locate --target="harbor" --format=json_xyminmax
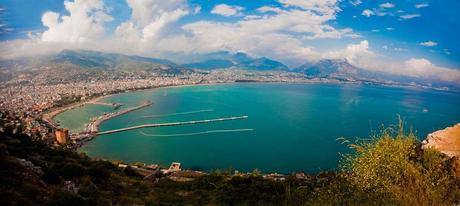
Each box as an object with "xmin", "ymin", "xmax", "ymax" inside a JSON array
[
  {"xmin": 85, "ymin": 101, "xmax": 153, "ymax": 133},
  {"xmin": 67, "ymin": 99, "xmax": 249, "ymax": 149},
  {"xmin": 97, "ymin": 116, "xmax": 249, "ymax": 135}
]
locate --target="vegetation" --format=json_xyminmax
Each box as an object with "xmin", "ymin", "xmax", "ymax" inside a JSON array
[
  {"xmin": 1, "ymin": 120, "xmax": 459, "ymax": 205},
  {"xmin": 340, "ymin": 122, "xmax": 460, "ymax": 205}
]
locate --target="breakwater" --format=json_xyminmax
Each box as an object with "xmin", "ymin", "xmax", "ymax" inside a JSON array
[
  {"xmin": 86, "ymin": 101, "xmax": 153, "ymax": 133},
  {"xmin": 97, "ymin": 116, "xmax": 249, "ymax": 135}
]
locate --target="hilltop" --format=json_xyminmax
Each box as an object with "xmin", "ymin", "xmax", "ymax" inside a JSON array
[{"xmin": 1, "ymin": 113, "xmax": 459, "ymax": 205}]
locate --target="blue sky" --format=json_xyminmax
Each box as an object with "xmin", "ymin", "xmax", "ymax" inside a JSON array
[{"xmin": 0, "ymin": 0, "xmax": 459, "ymax": 82}]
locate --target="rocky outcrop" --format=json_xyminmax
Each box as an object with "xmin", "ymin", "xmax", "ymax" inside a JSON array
[{"xmin": 422, "ymin": 123, "xmax": 460, "ymax": 157}]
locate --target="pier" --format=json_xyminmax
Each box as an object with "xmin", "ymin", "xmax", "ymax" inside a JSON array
[
  {"xmin": 97, "ymin": 116, "xmax": 248, "ymax": 135},
  {"xmin": 86, "ymin": 101, "xmax": 125, "ymax": 109},
  {"xmin": 86, "ymin": 101, "xmax": 153, "ymax": 133}
]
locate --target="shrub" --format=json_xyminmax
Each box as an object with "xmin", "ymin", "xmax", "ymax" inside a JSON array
[{"xmin": 341, "ymin": 122, "xmax": 460, "ymax": 205}]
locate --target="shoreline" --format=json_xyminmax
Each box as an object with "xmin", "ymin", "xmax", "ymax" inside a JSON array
[
  {"xmin": 86, "ymin": 101, "xmax": 153, "ymax": 134},
  {"xmin": 44, "ymin": 80, "xmax": 455, "ymax": 133},
  {"xmin": 40, "ymin": 81, "xmax": 460, "ymax": 175},
  {"xmin": 42, "ymin": 95, "xmax": 111, "ymax": 128},
  {"xmin": 46, "ymin": 80, "xmax": 455, "ymax": 147}
]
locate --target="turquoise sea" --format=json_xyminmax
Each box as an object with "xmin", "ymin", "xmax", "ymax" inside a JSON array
[{"xmin": 55, "ymin": 83, "xmax": 460, "ymax": 174}]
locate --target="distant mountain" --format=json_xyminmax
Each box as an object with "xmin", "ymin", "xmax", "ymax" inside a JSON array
[
  {"xmin": 294, "ymin": 59, "xmax": 460, "ymax": 89},
  {"xmin": 182, "ymin": 59, "xmax": 235, "ymax": 70},
  {"xmin": 295, "ymin": 59, "xmax": 356, "ymax": 77},
  {"xmin": 53, "ymin": 50, "xmax": 177, "ymax": 70},
  {"xmin": 294, "ymin": 59, "xmax": 404, "ymax": 81},
  {"xmin": 181, "ymin": 51, "xmax": 288, "ymax": 71}
]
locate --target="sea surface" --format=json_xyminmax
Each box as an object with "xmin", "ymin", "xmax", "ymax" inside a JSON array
[{"xmin": 55, "ymin": 83, "xmax": 460, "ymax": 173}]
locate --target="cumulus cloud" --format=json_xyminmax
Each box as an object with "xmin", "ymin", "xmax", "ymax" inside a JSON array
[
  {"xmin": 1, "ymin": 0, "xmax": 459, "ymax": 83},
  {"xmin": 419, "ymin": 41, "xmax": 437, "ymax": 47},
  {"xmin": 115, "ymin": 0, "xmax": 190, "ymax": 44},
  {"xmin": 400, "ymin": 14, "xmax": 420, "ymax": 20},
  {"xmin": 41, "ymin": 0, "xmax": 113, "ymax": 43},
  {"xmin": 402, "ymin": 58, "xmax": 460, "ymax": 81},
  {"xmin": 325, "ymin": 40, "xmax": 374, "ymax": 65},
  {"xmin": 181, "ymin": 0, "xmax": 359, "ymax": 64},
  {"xmin": 211, "ymin": 4, "xmax": 244, "ymax": 17},
  {"xmin": 330, "ymin": 41, "xmax": 460, "ymax": 82}
]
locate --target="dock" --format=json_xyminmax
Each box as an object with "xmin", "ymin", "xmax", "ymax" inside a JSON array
[
  {"xmin": 97, "ymin": 116, "xmax": 248, "ymax": 135},
  {"xmin": 86, "ymin": 101, "xmax": 153, "ymax": 133},
  {"xmin": 86, "ymin": 102, "xmax": 125, "ymax": 109}
]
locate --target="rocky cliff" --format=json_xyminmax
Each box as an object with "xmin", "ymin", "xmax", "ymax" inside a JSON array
[{"xmin": 422, "ymin": 123, "xmax": 460, "ymax": 157}]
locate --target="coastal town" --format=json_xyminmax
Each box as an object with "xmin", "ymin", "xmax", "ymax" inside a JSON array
[
  {"xmin": 0, "ymin": 68, "xmax": 325, "ymax": 181},
  {"xmin": 1, "ymin": 54, "xmax": 459, "ymax": 186}
]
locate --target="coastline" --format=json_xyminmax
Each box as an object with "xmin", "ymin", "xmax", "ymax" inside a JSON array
[
  {"xmin": 44, "ymin": 80, "xmax": 455, "ymax": 132},
  {"xmin": 42, "ymin": 95, "xmax": 112, "ymax": 128},
  {"xmin": 43, "ymin": 82, "xmax": 229, "ymax": 149},
  {"xmin": 39, "ymin": 81, "xmax": 460, "ymax": 175},
  {"xmin": 46, "ymin": 80, "xmax": 457, "ymax": 149},
  {"xmin": 43, "ymin": 81, "xmax": 249, "ymax": 129}
]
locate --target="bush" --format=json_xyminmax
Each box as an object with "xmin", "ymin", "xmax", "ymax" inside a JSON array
[
  {"xmin": 341, "ymin": 122, "xmax": 460, "ymax": 205},
  {"xmin": 46, "ymin": 190, "xmax": 84, "ymax": 206},
  {"xmin": 51, "ymin": 163, "xmax": 86, "ymax": 179}
]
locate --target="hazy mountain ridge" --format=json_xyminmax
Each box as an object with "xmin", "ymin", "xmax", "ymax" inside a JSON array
[
  {"xmin": 0, "ymin": 50, "xmax": 458, "ymax": 90},
  {"xmin": 294, "ymin": 59, "xmax": 459, "ymax": 89},
  {"xmin": 181, "ymin": 51, "xmax": 289, "ymax": 70},
  {"xmin": 52, "ymin": 50, "xmax": 178, "ymax": 70}
]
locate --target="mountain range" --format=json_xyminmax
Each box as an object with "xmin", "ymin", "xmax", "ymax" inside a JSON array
[
  {"xmin": 181, "ymin": 51, "xmax": 288, "ymax": 70},
  {"xmin": 0, "ymin": 49, "xmax": 457, "ymax": 89}
]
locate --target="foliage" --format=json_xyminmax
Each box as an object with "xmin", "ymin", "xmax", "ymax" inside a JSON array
[
  {"xmin": 1, "ymin": 118, "xmax": 459, "ymax": 205},
  {"xmin": 341, "ymin": 121, "xmax": 460, "ymax": 205}
]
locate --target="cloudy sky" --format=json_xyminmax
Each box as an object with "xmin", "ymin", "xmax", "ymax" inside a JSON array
[{"xmin": 0, "ymin": 0, "xmax": 459, "ymax": 82}]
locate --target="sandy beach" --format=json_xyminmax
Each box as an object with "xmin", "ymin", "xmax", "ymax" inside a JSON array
[{"xmin": 41, "ymin": 95, "xmax": 111, "ymax": 128}]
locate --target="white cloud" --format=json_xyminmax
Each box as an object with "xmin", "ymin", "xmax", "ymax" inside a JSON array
[
  {"xmin": 382, "ymin": 45, "xmax": 407, "ymax": 51},
  {"xmin": 211, "ymin": 4, "xmax": 244, "ymax": 17},
  {"xmin": 400, "ymin": 14, "xmax": 420, "ymax": 20},
  {"xmin": 415, "ymin": 3, "xmax": 429, "ymax": 9},
  {"xmin": 257, "ymin": 6, "xmax": 285, "ymax": 14},
  {"xmin": 193, "ymin": 5, "xmax": 201, "ymax": 14},
  {"xmin": 41, "ymin": 0, "xmax": 113, "ymax": 43},
  {"xmin": 393, "ymin": 47, "xmax": 407, "ymax": 52},
  {"xmin": 114, "ymin": 0, "xmax": 190, "ymax": 48},
  {"xmin": 349, "ymin": 0, "xmax": 362, "ymax": 6},
  {"xmin": 329, "ymin": 41, "xmax": 460, "ymax": 82},
  {"xmin": 402, "ymin": 58, "xmax": 460, "ymax": 81},
  {"xmin": 362, "ymin": 9, "xmax": 374, "ymax": 17},
  {"xmin": 1, "ymin": 0, "xmax": 459, "ymax": 83},
  {"xmin": 379, "ymin": 2, "xmax": 395, "ymax": 8},
  {"xmin": 386, "ymin": 27, "xmax": 394, "ymax": 31},
  {"xmin": 325, "ymin": 40, "xmax": 374, "ymax": 65},
  {"xmin": 419, "ymin": 41, "xmax": 438, "ymax": 47},
  {"xmin": 278, "ymin": 0, "xmax": 339, "ymax": 14},
  {"xmin": 179, "ymin": 0, "xmax": 360, "ymax": 64}
]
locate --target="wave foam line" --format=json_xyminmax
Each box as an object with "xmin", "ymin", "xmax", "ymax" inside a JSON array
[
  {"xmin": 128, "ymin": 109, "xmax": 214, "ymax": 125},
  {"xmin": 142, "ymin": 109, "xmax": 214, "ymax": 118},
  {"xmin": 139, "ymin": 129, "xmax": 254, "ymax": 137}
]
